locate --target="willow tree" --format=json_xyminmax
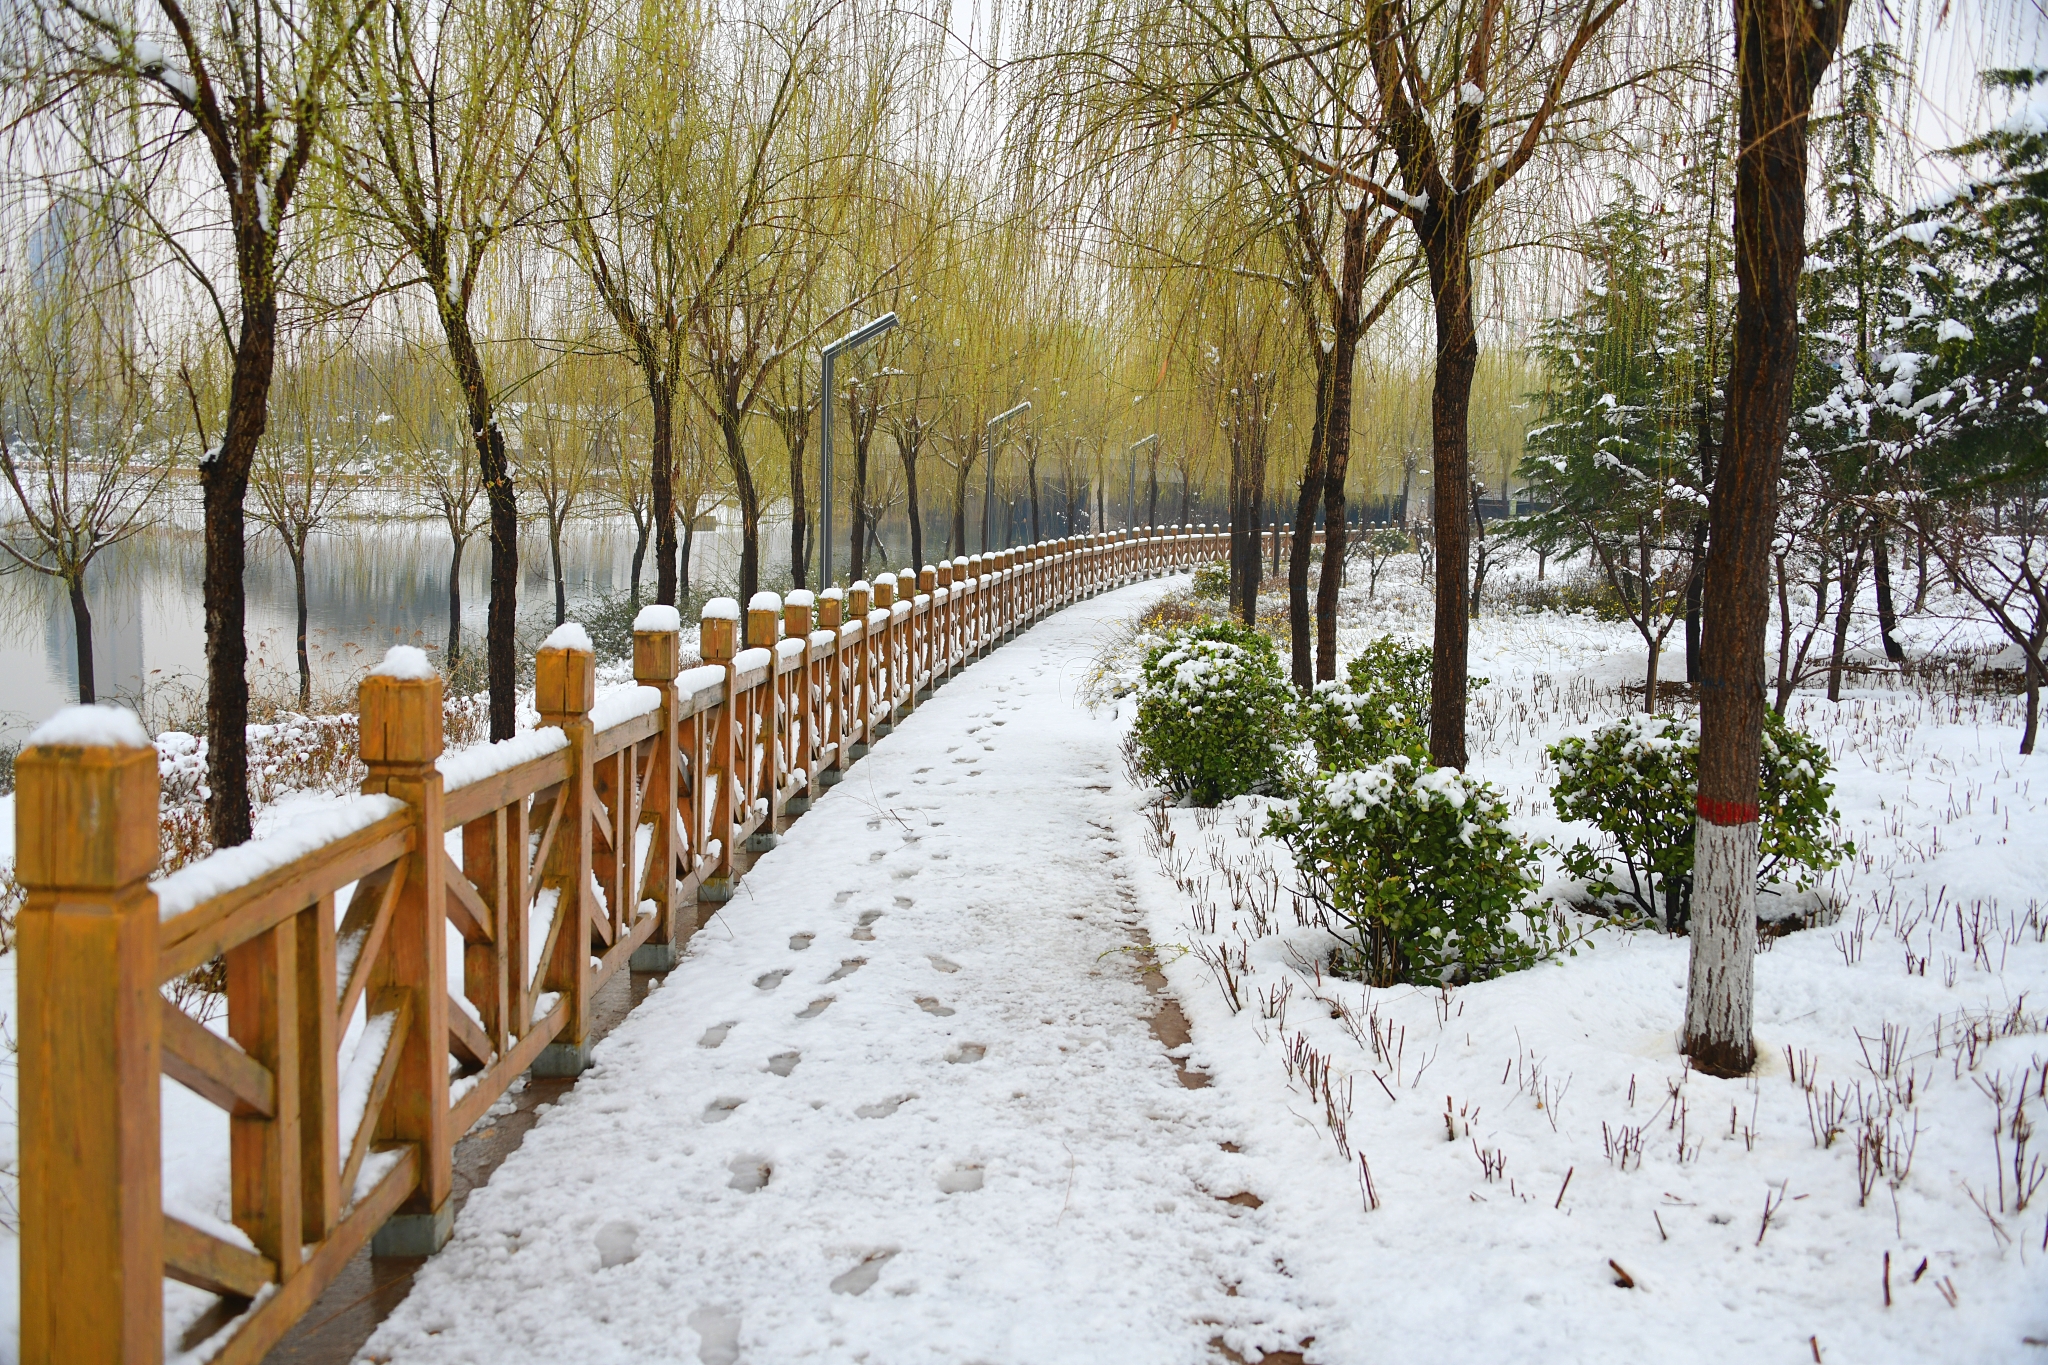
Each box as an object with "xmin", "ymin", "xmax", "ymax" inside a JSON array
[
  {"xmin": 33, "ymin": 0, "xmax": 377, "ymax": 842},
  {"xmin": 339, "ymin": 0, "xmax": 566, "ymax": 739},
  {"xmin": 1354, "ymin": 0, "xmax": 1644, "ymax": 768}
]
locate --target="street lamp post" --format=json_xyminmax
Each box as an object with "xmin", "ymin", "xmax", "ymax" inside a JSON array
[
  {"xmin": 818, "ymin": 312, "xmax": 898, "ymax": 588},
  {"xmin": 980, "ymin": 400, "xmax": 1030, "ymax": 552}
]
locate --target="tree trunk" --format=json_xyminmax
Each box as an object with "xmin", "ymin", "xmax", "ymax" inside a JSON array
[
  {"xmin": 550, "ymin": 517, "xmax": 568, "ymax": 626},
  {"xmin": 849, "ymin": 423, "xmax": 870, "ymax": 584},
  {"xmin": 904, "ymin": 445, "xmax": 924, "ymax": 569},
  {"xmin": 1316, "ymin": 332, "xmax": 1364, "ymax": 683},
  {"xmin": 440, "ymin": 312, "xmax": 518, "ymax": 742},
  {"xmin": 721, "ymin": 405, "xmax": 761, "ymax": 603},
  {"xmin": 1826, "ymin": 531, "xmax": 1865, "ymax": 702},
  {"xmin": 1872, "ymin": 529, "xmax": 1904, "ymax": 662},
  {"xmin": 1423, "ymin": 209, "xmax": 1479, "ymax": 770},
  {"xmin": 1028, "ymin": 458, "xmax": 1041, "ymax": 544},
  {"xmin": 68, "ymin": 575, "xmax": 95, "ymax": 705},
  {"xmin": 292, "ymin": 535, "xmax": 311, "ymax": 711},
  {"xmin": 680, "ymin": 510, "xmax": 696, "ymax": 602},
  {"xmin": 1685, "ymin": 524, "xmax": 1706, "ymax": 683},
  {"xmin": 951, "ymin": 461, "xmax": 971, "ymax": 558},
  {"xmin": 2023, "ymin": 641, "xmax": 2041, "ymax": 756},
  {"xmin": 651, "ymin": 382, "xmax": 678, "ymax": 605},
  {"xmin": 202, "ymin": 290, "xmax": 280, "ymax": 848},
  {"xmin": 628, "ymin": 516, "xmax": 647, "ymax": 610},
  {"xmin": 1289, "ymin": 347, "xmax": 1334, "ymax": 691},
  {"xmin": 448, "ymin": 534, "xmax": 465, "ymax": 665},
  {"xmin": 788, "ymin": 420, "xmax": 809, "ymax": 591},
  {"xmin": 1685, "ymin": 0, "xmax": 1846, "ymax": 1079}
]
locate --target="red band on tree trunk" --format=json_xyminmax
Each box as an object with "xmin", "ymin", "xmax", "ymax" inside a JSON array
[{"xmin": 1697, "ymin": 795, "xmax": 1760, "ymax": 826}]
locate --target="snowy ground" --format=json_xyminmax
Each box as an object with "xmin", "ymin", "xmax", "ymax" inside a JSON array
[
  {"xmin": 1116, "ymin": 559, "xmax": 2048, "ymax": 1363},
  {"xmin": 361, "ymin": 578, "xmax": 1324, "ymax": 1365}
]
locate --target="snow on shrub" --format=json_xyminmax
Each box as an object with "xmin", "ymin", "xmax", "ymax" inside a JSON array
[
  {"xmin": 1298, "ymin": 636, "xmax": 1435, "ymax": 772},
  {"xmin": 1191, "ymin": 561, "xmax": 1231, "ymax": 599},
  {"xmin": 1266, "ymin": 756, "xmax": 1547, "ymax": 987},
  {"xmin": 1547, "ymin": 710, "xmax": 1851, "ymax": 930},
  {"xmin": 1131, "ymin": 621, "xmax": 1294, "ymax": 804}
]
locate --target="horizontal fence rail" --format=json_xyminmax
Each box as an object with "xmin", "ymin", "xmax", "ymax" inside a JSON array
[{"xmin": 8, "ymin": 525, "xmax": 1307, "ymax": 1364}]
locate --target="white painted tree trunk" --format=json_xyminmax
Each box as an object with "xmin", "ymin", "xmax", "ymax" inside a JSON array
[{"xmin": 1682, "ymin": 817, "xmax": 1758, "ymax": 1075}]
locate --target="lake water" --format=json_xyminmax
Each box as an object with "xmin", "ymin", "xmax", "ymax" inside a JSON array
[{"xmin": 0, "ymin": 515, "xmax": 772, "ymax": 743}]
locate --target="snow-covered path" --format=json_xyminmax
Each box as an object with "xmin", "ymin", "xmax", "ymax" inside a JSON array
[{"xmin": 362, "ymin": 579, "xmax": 1318, "ymax": 1365}]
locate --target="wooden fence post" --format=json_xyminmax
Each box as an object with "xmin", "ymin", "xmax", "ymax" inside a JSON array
[
  {"xmin": 847, "ymin": 581, "xmax": 873, "ymax": 758},
  {"xmin": 746, "ymin": 593, "xmax": 782, "ymax": 850},
  {"xmin": 699, "ymin": 601, "xmax": 740, "ymax": 895},
  {"xmin": 872, "ymin": 574, "xmax": 898, "ymax": 735},
  {"xmin": 816, "ymin": 589, "xmax": 846, "ymax": 786},
  {"xmin": 783, "ymin": 592, "xmax": 816, "ymax": 813},
  {"xmin": 917, "ymin": 565, "xmax": 938, "ymax": 698},
  {"xmin": 530, "ymin": 634, "xmax": 596, "ymax": 1078},
  {"xmin": 632, "ymin": 609, "xmax": 684, "ymax": 970},
  {"xmin": 16, "ymin": 711, "xmax": 162, "ymax": 1365},
  {"xmin": 359, "ymin": 654, "xmax": 455, "ymax": 1252}
]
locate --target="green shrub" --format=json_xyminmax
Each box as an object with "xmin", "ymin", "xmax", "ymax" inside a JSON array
[
  {"xmin": 1131, "ymin": 621, "xmax": 1295, "ymax": 804},
  {"xmin": 1547, "ymin": 711, "xmax": 1852, "ymax": 930},
  {"xmin": 1267, "ymin": 757, "xmax": 1546, "ymax": 986},
  {"xmin": 1191, "ymin": 561, "xmax": 1232, "ymax": 599}
]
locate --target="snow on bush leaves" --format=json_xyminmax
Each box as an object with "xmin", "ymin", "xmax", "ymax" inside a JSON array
[
  {"xmin": 1266, "ymin": 756, "xmax": 1548, "ymax": 987},
  {"xmin": 1548, "ymin": 709, "xmax": 1852, "ymax": 930},
  {"xmin": 1131, "ymin": 621, "xmax": 1294, "ymax": 805}
]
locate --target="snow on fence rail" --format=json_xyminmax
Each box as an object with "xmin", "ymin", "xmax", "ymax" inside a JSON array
[{"xmin": 11, "ymin": 526, "xmax": 1246, "ymax": 1365}]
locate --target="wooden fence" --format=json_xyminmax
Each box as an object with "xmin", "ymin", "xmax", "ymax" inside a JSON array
[{"xmin": 13, "ymin": 526, "xmax": 1242, "ymax": 1365}]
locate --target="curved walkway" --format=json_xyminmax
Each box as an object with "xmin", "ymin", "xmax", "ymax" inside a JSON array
[{"xmin": 361, "ymin": 579, "xmax": 1317, "ymax": 1365}]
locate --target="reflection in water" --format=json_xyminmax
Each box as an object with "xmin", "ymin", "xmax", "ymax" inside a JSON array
[{"xmin": 0, "ymin": 517, "xmax": 763, "ymax": 741}]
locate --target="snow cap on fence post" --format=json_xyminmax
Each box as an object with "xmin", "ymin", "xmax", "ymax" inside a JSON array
[
  {"xmin": 849, "ymin": 580, "xmax": 872, "ymax": 617},
  {"xmin": 746, "ymin": 592, "xmax": 783, "ymax": 649},
  {"xmin": 873, "ymin": 573, "xmax": 895, "ymax": 609},
  {"xmin": 920, "ymin": 565, "xmax": 937, "ymax": 594},
  {"xmin": 362, "ymin": 645, "xmax": 446, "ymax": 769},
  {"xmin": 935, "ymin": 560, "xmax": 952, "ymax": 588},
  {"xmin": 700, "ymin": 598, "xmax": 740, "ymax": 662},
  {"xmin": 633, "ymin": 605, "xmax": 683, "ymax": 685},
  {"xmin": 784, "ymin": 589, "xmax": 815, "ymax": 638},
  {"xmin": 15, "ymin": 703, "xmax": 164, "ymax": 1362},
  {"xmin": 535, "ymin": 624, "xmax": 596, "ymax": 721},
  {"xmin": 816, "ymin": 587, "xmax": 844, "ymax": 630}
]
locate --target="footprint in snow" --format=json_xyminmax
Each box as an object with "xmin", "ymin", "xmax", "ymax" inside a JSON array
[
  {"xmin": 916, "ymin": 996, "xmax": 955, "ymax": 1017},
  {"xmin": 853, "ymin": 911, "xmax": 882, "ymax": 941},
  {"xmin": 935, "ymin": 1163, "xmax": 984, "ymax": 1194},
  {"xmin": 688, "ymin": 1307, "xmax": 742, "ymax": 1365},
  {"xmin": 789, "ymin": 933, "xmax": 814, "ymax": 952},
  {"xmin": 894, "ymin": 895, "xmax": 914, "ymax": 907},
  {"xmin": 703, "ymin": 1097, "xmax": 745, "ymax": 1123},
  {"xmin": 827, "ymin": 958, "xmax": 866, "ymax": 981},
  {"xmin": 928, "ymin": 955, "xmax": 960, "ymax": 974},
  {"xmin": 754, "ymin": 969, "xmax": 789, "ymax": 991},
  {"xmin": 767, "ymin": 1051, "xmax": 801, "ymax": 1076},
  {"xmin": 594, "ymin": 1220, "xmax": 639, "ymax": 1267},
  {"xmin": 727, "ymin": 1157, "xmax": 771, "ymax": 1193},
  {"xmin": 946, "ymin": 1043, "xmax": 986, "ymax": 1064},
  {"xmin": 699, "ymin": 1022, "xmax": 735, "ymax": 1048},
  {"xmin": 830, "ymin": 1250, "xmax": 897, "ymax": 1296},
  {"xmin": 855, "ymin": 1095, "xmax": 912, "ymax": 1119},
  {"xmin": 797, "ymin": 998, "xmax": 833, "ymax": 1019}
]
